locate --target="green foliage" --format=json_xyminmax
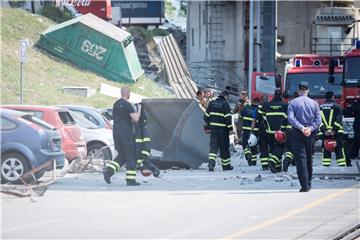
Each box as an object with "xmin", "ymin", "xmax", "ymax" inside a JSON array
[
  {"xmin": 149, "ymin": 28, "xmax": 170, "ymax": 37},
  {"xmin": 40, "ymin": 5, "xmax": 72, "ymax": 23},
  {"xmin": 128, "ymin": 26, "xmax": 153, "ymax": 42},
  {"xmin": 8, "ymin": 0, "xmax": 26, "ymax": 8}
]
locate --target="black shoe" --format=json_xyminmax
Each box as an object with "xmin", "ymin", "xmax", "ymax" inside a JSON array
[
  {"xmin": 245, "ymin": 154, "xmax": 252, "ymax": 166},
  {"xmin": 250, "ymin": 161, "xmax": 257, "ymax": 166},
  {"xmin": 283, "ymin": 159, "xmax": 290, "ymax": 172},
  {"xmin": 299, "ymin": 188, "xmax": 310, "ymax": 192},
  {"xmin": 146, "ymin": 162, "xmax": 160, "ymax": 177},
  {"xmin": 208, "ymin": 162, "xmax": 215, "ymax": 172},
  {"xmin": 262, "ymin": 165, "xmax": 269, "ymax": 171},
  {"xmin": 126, "ymin": 180, "xmax": 141, "ymax": 186},
  {"xmin": 222, "ymin": 165, "xmax": 234, "ymax": 171},
  {"xmin": 268, "ymin": 161, "xmax": 277, "ymax": 174},
  {"xmin": 103, "ymin": 167, "xmax": 113, "ymax": 184}
]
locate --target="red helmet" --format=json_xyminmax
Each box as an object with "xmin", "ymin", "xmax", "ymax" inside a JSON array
[
  {"xmin": 275, "ymin": 130, "xmax": 287, "ymax": 143},
  {"xmin": 324, "ymin": 139, "xmax": 337, "ymax": 152},
  {"xmin": 140, "ymin": 167, "xmax": 152, "ymax": 177}
]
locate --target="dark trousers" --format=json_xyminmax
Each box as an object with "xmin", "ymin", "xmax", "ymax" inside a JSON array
[
  {"xmin": 112, "ymin": 133, "xmax": 137, "ymax": 181},
  {"xmin": 351, "ymin": 126, "xmax": 360, "ymax": 159},
  {"xmin": 291, "ymin": 129, "xmax": 316, "ymax": 190},
  {"xmin": 322, "ymin": 134, "xmax": 346, "ymax": 166},
  {"xmin": 258, "ymin": 130, "xmax": 269, "ymax": 166},
  {"xmin": 209, "ymin": 128, "xmax": 231, "ymax": 167},
  {"xmin": 267, "ymin": 133, "xmax": 284, "ymax": 169}
]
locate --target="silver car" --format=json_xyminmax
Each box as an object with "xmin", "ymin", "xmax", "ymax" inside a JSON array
[{"xmin": 69, "ymin": 111, "xmax": 116, "ymax": 161}]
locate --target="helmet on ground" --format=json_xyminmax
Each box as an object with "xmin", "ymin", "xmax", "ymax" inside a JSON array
[
  {"xmin": 140, "ymin": 167, "xmax": 152, "ymax": 177},
  {"xmin": 248, "ymin": 133, "xmax": 258, "ymax": 147},
  {"xmin": 275, "ymin": 130, "xmax": 287, "ymax": 143},
  {"xmin": 324, "ymin": 139, "xmax": 337, "ymax": 152}
]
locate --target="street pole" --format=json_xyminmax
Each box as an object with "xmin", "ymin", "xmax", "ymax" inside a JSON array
[
  {"xmin": 20, "ymin": 62, "xmax": 24, "ymax": 104},
  {"xmin": 248, "ymin": 0, "xmax": 254, "ymax": 100},
  {"xmin": 256, "ymin": 1, "xmax": 261, "ymax": 72},
  {"xmin": 19, "ymin": 39, "xmax": 29, "ymax": 104}
]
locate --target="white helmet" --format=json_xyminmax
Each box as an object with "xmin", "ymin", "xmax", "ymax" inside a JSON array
[{"xmin": 248, "ymin": 134, "xmax": 258, "ymax": 147}]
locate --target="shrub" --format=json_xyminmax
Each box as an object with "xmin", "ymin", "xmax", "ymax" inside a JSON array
[
  {"xmin": 41, "ymin": 5, "xmax": 72, "ymax": 23},
  {"xmin": 8, "ymin": 0, "xmax": 26, "ymax": 8}
]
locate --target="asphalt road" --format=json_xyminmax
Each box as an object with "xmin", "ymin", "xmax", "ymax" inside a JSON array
[{"xmin": 2, "ymin": 158, "xmax": 359, "ymax": 239}]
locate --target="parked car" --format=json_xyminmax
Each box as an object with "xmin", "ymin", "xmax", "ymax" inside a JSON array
[
  {"xmin": 69, "ymin": 110, "xmax": 116, "ymax": 161},
  {"xmin": 55, "ymin": 105, "xmax": 113, "ymax": 129},
  {"xmin": 1, "ymin": 109, "xmax": 64, "ymax": 183},
  {"xmin": 2, "ymin": 105, "xmax": 87, "ymax": 162}
]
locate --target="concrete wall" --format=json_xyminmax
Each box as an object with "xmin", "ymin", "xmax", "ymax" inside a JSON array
[
  {"xmin": 277, "ymin": 1, "xmax": 322, "ymax": 56},
  {"xmin": 187, "ymin": 1, "xmax": 246, "ymax": 95}
]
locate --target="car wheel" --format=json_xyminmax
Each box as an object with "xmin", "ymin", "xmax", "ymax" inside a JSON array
[
  {"xmin": 1, "ymin": 152, "xmax": 30, "ymax": 184},
  {"xmin": 87, "ymin": 143, "xmax": 112, "ymax": 161}
]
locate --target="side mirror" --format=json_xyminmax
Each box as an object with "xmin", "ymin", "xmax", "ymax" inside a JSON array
[{"xmin": 275, "ymin": 74, "xmax": 282, "ymax": 89}]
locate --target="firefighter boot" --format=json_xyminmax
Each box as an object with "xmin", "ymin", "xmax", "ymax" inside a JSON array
[
  {"xmin": 262, "ymin": 165, "xmax": 269, "ymax": 171},
  {"xmin": 149, "ymin": 163, "xmax": 160, "ymax": 177},
  {"xmin": 268, "ymin": 161, "xmax": 277, "ymax": 174},
  {"xmin": 245, "ymin": 153, "xmax": 252, "ymax": 166},
  {"xmin": 126, "ymin": 180, "xmax": 141, "ymax": 186},
  {"xmin": 103, "ymin": 167, "xmax": 113, "ymax": 184},
  {"xmin": 208, "ymin": 160, "xmax": 215, "ymax": 172},
  {"xmin": 282, "ymin": 157, "xmax": 291, "ymax": 172},
  {"xmin": 222, "ymin": 165, "xmax": 234, "ymax": 171}
]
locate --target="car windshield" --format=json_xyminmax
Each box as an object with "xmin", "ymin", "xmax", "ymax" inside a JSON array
[
  {"xmin": 285, "ymin": 73, "xmax": 342, "ymax": 97},
  {"xmin": 255, "ymin": 75, "xmax": 277, "ymax": 95},
  {"xmin": 344, "ymin": 57, "xmax": 360, "ymax": 84},
  {"xmin": 69, "ymin": 110, "xmax": 99, "ymax": 129},
  {"xmin": 58, "ymin": 111, "xmax": 76, "ymax": 125},
  {"xmin": 21, "ymin": 114, "xmax": 55, "ymax": 130}
]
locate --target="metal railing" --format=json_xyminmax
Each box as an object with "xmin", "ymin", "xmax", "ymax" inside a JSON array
[{"xmin": 311, "ymin": 37, "xmax": 357, "ymax": 56}]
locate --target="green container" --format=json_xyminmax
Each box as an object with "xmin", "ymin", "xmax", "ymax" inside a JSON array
[{"xmin": 38, "ymin": 13, "xmax": 143, "ymax": 83}]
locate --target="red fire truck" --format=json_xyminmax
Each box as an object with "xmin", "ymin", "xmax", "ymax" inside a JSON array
[
  {"xmin": 64, "ymin": 0, "xmax": 112, "ymax": 21},
  {"xmin": 329, "ymin": 40, "xmax": 360, "ymax": 141},
  {"xmin": 283, "ymin": 55, "xmax": 343, "ymax": 104}
]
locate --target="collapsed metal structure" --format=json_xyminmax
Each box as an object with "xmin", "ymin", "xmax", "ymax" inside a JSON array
[{"xmin": 142, "ymin": 99, "xmax": 209, "ymax": 169}]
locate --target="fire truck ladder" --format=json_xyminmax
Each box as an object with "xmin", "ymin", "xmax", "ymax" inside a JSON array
[{"xmin": 206, "ymin": 1, "xmax": 225, "ymax": 89}]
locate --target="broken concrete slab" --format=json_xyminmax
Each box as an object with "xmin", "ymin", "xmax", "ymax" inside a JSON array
[{"xmin": 62, "ymin": 86, "xmax": 96, "ymax": 97}]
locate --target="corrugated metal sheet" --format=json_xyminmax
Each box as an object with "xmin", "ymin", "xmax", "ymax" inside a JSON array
[{"xmin": 156, "ymin": 34, "xmax": 198, "ymax": 98}]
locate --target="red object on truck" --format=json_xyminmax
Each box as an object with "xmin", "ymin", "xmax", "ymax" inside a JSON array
[{"xmin": 66, "ymin": 0, "xmax": 112, "ymax": 21}]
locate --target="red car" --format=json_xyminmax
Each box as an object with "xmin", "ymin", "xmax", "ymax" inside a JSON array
[{"xmin": 2, "ymin": 105, "xmax": 86, "ymax": 161}]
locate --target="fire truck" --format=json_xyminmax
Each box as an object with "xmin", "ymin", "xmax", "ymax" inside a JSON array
[
  {"xmin": 283, "ymin": 55, "xmax": 343, "ymax": 104},
  {"xmin": 251, "ymin": 54, "xmax": 343, "ymax": 104},
  {"xmin": 329, "ymin": 40, "xmax": 360, "ymax": 141}
]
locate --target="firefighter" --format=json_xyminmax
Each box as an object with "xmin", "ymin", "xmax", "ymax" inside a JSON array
[
  {"xmin": 318, "ymin": 91, "xmax": 346, "ymax": 167},
  {"xmin": 344, "ymin": 90, "xmax": 360, "ymax": 162},
  {"xmin": 279, "ymin": 118, "xmax": 294, "ymax": 172},
  {"xmin": 251, "ymin": 95, "xmax": 269, "ymax": 170},
  {"xmin": 233, "ymin": 91, "xmax": 251, "ymax": 145},
  {"xmin": 204, "ymin": 90, "xmax": 234, "ymax": 171},
  {"xmin": 103, "ymin": 87, "xmax": 142, "ymax": 186},
  {"xmin": 262, "ymin": 89, "xmax": 289, "ymax": 173},
  {"xmin": 241, "ymin": 97, "xmax": 260, "ymax": 166},
  {"xmin": 133, "ymin": 103, "xmax": 160, "ymax": 177}
]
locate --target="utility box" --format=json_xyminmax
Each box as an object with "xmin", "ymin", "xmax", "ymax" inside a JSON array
[{"xmin": 38, "ymin": 13, "xmax": 144, "ymax": 83}]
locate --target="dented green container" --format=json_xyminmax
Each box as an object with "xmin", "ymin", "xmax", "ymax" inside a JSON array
[{"xmin": 38, "ymin": 13, "xmax": 143, "ymax": 83}]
